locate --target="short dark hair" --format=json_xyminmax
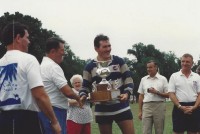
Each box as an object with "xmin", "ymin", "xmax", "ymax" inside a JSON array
[
  {"xmin": 94, "ymin": 34, "xmax": 109, "ymax": 48},
  {"xmin": 147, "ymin": 60, "xmax": 158, "ymax": 66},
  {"xmin": 1, "ymin": 22, "xmax": 28, "ymax": 46},
  {"xmin": 182, "ymin": 53, "xmax": 193, "ymax": 61},
  {"xmin": 45, "ymin": 37, "xmax": 65, "ymax": 53},
  {"xmin": 147, "ymin": 60, "xmax": 159, "ymax": 72}
]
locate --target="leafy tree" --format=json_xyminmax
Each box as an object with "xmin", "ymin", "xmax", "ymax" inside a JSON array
[
  {"xmin": 0, "ymin": 12, "xmax": 57, "ymax": 62},
  {"xmin": 0, "ymin": 44, "xmax": 6, "ymax": 58},
  {"xmin": 0, "ymin": 12, "xmax": 86, "ymax": 81},
  {"xmin": 60, "ymin": 45, "xmax": 86, "ymax": 83},
  {"xmin": 162, "ymin": 51, "xmax": 179, "ymax": 80},
  {"xmin": 127, "ymin": 43, "xmax": 180, "ymax": 94}
]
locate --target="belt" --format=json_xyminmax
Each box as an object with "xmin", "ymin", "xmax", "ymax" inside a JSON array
[{"xmin": 144, "ymin": 101, "xmax": 164, "ymax": 103}]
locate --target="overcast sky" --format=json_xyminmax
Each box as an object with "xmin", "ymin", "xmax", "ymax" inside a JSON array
[{"xmin": 1, "ymin": 0, "xmax": 200, "ymax": 62}]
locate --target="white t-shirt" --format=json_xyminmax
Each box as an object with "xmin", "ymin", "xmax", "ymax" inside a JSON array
[
  {"xmin": 168, "ymin": 70, "xmax": 200, "ymax": 102},
  {"xmin": 67, "ymin": 88, "xmax": 93, "ymax": 124},
  {"xmin": 40, "ymin": 57, "xmax": 68, "ymax": 109},
  {"xmin": 138, "ymin": 73, "xmax": 168, "ymax": 102},
  {"xmin": 0, "ymin": 50, "xmax": 43, "ymax": 111}
]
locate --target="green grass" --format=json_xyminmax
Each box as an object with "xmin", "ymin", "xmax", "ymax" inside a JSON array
[{"xmin": 91, "ymin": 102, "xmax": 174, "ymax": 134}]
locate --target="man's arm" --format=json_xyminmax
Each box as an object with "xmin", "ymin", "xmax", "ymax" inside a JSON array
[
  {"xmin": 68, "ymin": 99, "xmax": 79, "ymax": 106},
  {"xmin": 169, "ymin": 92, "xmax": 180, "ymax": 107},
  {"xmin": 31, "ymin": 86, "xmax": 61, "ymax": 134},
  {"xmin": 120, "ymin": 61, "xmax": 134, "ymax": 101},
  {"xmin": 138, "ymin": 94, "xmax": 144, "ymax": 120},
  {"xmin": 110, "ymin": 56, "xmax": 133, "ymax": 100},
  {"xmin": 190, "ymin": 92, "xmax": 200, "ymax": 111},
  {"xmin": 148, "ymin": 88, "xmax": 169, "ymax": 98},
  {"xmin": 156, "ymin": 92, "xmax": 169, "ymax": 98},
  {"xmin": 169, "ymin": 92, "xmax": 188, "ymax": 113},
  {"xmin": 119, "ymin": 92, "xmax": 130, "ymax": 102},
  {"xmin": 60, "ymin": 85, "xmax": 83, "ymax": 107},
  {"xmin": 148, "ymin": 77, "xmax": 169, "ymax": 98},
  {"xmin": 79, "ymin": 67, "xmax": 93, "ymax": 103}
]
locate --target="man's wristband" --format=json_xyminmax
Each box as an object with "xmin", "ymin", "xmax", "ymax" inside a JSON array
[{"xmin": 156, "ymin": 90, "xmax": 160, "ymax": 95}]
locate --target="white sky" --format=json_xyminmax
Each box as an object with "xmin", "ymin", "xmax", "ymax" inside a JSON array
[{"xmin": 1, "ymin": 0, "xmax": 200, "ymax": 62}]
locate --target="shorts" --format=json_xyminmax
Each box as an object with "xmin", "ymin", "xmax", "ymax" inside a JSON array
[
  {"xmin": 172, "ymin": 102, "xmax": 200, "ymax": 133},
  {"xmin": 95, "ymin": 109, "xmax": 133, "ymax": 124}
]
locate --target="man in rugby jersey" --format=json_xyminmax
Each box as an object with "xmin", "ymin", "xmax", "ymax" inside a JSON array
[{"xmin": 79, "ymin": 34, "xmax": 135, "ymax": 134}]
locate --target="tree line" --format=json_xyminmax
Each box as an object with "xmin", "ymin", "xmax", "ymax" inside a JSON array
[
  {"xmin": 0, "ymin": 12, "xmax": 199, "ymax": 95},
  {"xmin": 0, "ymin": 12, "xmax": 86, "ymax": 86}
]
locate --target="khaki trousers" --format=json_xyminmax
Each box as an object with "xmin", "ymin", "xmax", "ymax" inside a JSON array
[{"xmin": 142, "ymin": 102, "xmax": 166, "ymax": 134}]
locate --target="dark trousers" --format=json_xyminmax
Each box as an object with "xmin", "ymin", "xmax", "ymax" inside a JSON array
[{"xmin": 0, "ymin": 110, "xmax": 44, "ymax": 134}]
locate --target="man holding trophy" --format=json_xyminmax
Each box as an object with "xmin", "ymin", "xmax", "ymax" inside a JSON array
[{"xmin": 79, "ymin": 34, "xmax": 135, "ymax": 134}]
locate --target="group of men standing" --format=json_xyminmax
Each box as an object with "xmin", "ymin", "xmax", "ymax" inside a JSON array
[
  {"xmin": 1, "ymin": 21, "xmax": 200, "ymax": 134},
  {"xmin": 138, "ymin": 54, "xmax": 200, "ymax": 134},
  {"xmin": 0, "ymin": 22, "xmax": 135, "ymax": 134}
]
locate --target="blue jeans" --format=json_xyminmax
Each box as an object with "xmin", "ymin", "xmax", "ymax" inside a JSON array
[{"xmin": 38, "ymin": 106, "xmax": 67, "ymax": 134}]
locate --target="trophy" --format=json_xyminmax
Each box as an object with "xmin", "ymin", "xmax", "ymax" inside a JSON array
[{"xmin": 90, "ymin": 61, "xmax": 120, "ymax": 102}]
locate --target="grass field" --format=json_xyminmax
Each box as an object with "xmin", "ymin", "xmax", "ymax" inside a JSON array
[{"xmin": 91, "ymin": 102, "xmax": 174, "ymax": 134}]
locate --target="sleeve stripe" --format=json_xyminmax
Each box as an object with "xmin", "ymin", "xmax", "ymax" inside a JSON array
[
  {"xmin": 121, "ymin": 64, "xmax": 129, "ymax": 74},
  {"xmin": 83, "ymin": 70, "xmax": 91, "ymax": 82}
]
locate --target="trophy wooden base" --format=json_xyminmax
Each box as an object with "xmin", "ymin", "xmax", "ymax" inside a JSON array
[
  {"xmin": 90, "ymin": 90, "xmax": 120, "ymax": 102},
  {"xmin": 90, "ymin": 91, "xmax": 111, "ymax": 102},
  {"xmin": 90, "ymin": 83, "xmax": 120, "ymax": 102}
]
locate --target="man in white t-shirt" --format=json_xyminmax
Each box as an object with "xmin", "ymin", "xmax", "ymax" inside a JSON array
[
  {"xmin": 169, "ymin": 53, "xmax": 200, "ymax": 134},
  {"xmin": 0, "ymin": 22, "xmax": 61, "ymax": 134},
  {"xmin": 38, "ymin": 37, "xmax": 82, "ymax": 134},
  {"xmin": 138, "ymin": 60, "xmax": 169, "ymax": 134}
]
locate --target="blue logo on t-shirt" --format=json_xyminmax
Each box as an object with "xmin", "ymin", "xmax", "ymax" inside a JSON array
[{"xmin": 0, "ymin": 63, "xmax": 21, "ymax": 106}]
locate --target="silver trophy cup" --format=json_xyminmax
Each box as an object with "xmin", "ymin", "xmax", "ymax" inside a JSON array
[{"xmin": 90, "ymin": 61, "xmax": 120, "ymax": 102}]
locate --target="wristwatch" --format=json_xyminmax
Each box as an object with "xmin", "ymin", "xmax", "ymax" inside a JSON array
[{"xmin": 156, "ymin": 90, "xmax": 160, "ymax": 95}]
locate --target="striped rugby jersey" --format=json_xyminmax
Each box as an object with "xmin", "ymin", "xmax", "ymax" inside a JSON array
[{"xmin": 80, "ymin": 55, "xmax": 134, "ymax": 116}]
